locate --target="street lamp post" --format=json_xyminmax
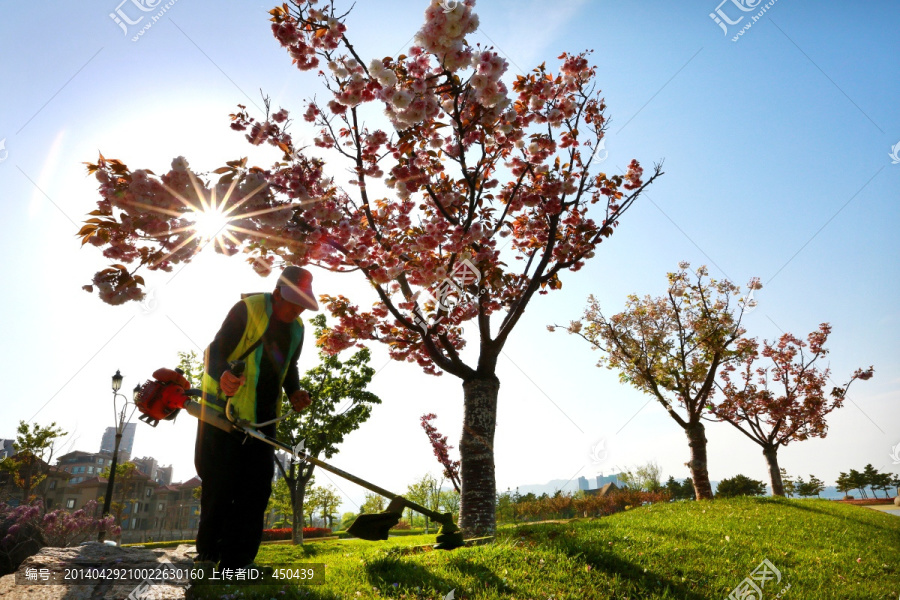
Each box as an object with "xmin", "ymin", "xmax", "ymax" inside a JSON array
[{"xmin": 98, "ymin": 371, "xmax": 140, "ymax": 542}]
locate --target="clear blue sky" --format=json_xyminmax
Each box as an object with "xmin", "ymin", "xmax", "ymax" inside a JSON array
[{"xmin": 1, "ymin": 0, "xmax": 897, "ymax": 514}]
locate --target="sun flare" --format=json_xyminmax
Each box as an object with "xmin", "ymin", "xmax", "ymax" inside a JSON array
[{"xmin": 191, "ymin": 207, "xmax": 230, "ymax": 242}]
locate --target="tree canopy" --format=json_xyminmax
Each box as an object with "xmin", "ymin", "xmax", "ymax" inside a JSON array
[
  {"xmin": 557, "ymin": 263, "xmax": 758, "ymax": 499},
  {"xmin": 78, "ymin": 0, "xmax": 660, "ymax": 535}
]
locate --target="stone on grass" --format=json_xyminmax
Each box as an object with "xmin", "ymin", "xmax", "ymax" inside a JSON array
[{"xmin": 0, "ymin": 542, "xmax": 194, "ymax": 600}]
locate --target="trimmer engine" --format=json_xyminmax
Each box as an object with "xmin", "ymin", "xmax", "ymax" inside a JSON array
[{"xmin": 135, "ymin": 368, "xmax": 191, "ymax": 426}]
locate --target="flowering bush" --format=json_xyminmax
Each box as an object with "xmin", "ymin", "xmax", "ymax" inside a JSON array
[
  {"xmin": 41, "ymin": 500, "xmax": 119, "ymax": 547},
  {"xmin": 0, "ymin": 500, "xmax": 119, "ymax": 575},
  {"xmin": 261, "ymin": 526, "xmax": 331, "ymax": 541},
  {"xmin": 513, "ymin": 490, "xmax": 670, "ymax": 521}
]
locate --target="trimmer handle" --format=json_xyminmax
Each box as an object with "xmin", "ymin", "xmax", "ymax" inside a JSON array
[
  {"xmin": 227, "ymin": 360, "xmax": 246, "ymax": 378},
  {"xmin": 223, "ymin": 360, "xmax": 246, "ymax": 424}
]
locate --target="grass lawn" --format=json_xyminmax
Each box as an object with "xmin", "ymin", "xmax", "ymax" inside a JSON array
[{"xmin": 186, "ymin": 497, "xmax": 900, "ymax": 599}]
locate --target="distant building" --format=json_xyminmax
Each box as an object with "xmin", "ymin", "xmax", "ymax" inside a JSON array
[
  {"xmin": 577, "ymin": 476, "xmax": 590, "ymax": 491},
  {"xmin": 274, "ymin": 452, "xmax": 291, "ymax": 481},
  {"xmin": 586, "ymin": 482, "xmax": 619, "ymax": 497},
  {"xmin": 0, "ymin": 454, "xmax": 68, "ymax": 508},
  {"xmin": 0, "ymin": 446, "xmax": 202, "ymax": 542},
  {"xmin": 133, "ymin": 456, "xmax": 158, "ymax": 481},
  {"xmin": 156, "ymin": 476, "xmax": 203, "ymax": 532},
  {"xmin": 596, "ymin": 473, "xmax": 622, "ymax": 489},
  {"xmin": 0, "ymin": 439, "xmax": 15, "ymax": 460},
  {"xmin": 100, "ymin": 423, "xmax": 136, "ymax": 462},
  {"xmin": 155, "ymin": 465, "xmax": 173, "ymax": 486},
  {"xmin": 56, "ymin": 450, "xmax": 115, "ymax": 485},
  {"xmin": 42, "ymin": 453, "xmax": 202, "ymax": 542}
]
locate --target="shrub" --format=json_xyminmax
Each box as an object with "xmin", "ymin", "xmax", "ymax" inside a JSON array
[
  {"xmin": 303, "ymin": 527, "xmax": 332, "ymax": 539},
  {"xmin": 261, "ymin": 527, "xmax": 332, "ymax": 541},
  {"xmin": 339, "ymin": 512, "xmax": 358, "ymax": 531},
  {"xmin": 513, "ymin": 490, "xmax": 669, "ymax": 522},
  {"xmin": 716, "ymin": 475, "xmax": 767, "ymax": 498},
  {"xmin": 390, "ymin": 520, "xmax": 411, "ymax": 530},
  {"xmin": 41, "ymin": 501, "xmax": 118, "ymax": 547},
  {"xmin": 0, "ymin": 500, "xmax": 118, "ymax": 576},
  {"xmin": 0, "ymin": 505, "xmax": 44, "ymax": 576}
]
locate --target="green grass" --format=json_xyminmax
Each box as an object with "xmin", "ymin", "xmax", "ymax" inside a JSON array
[
  {"xmin": 332, "ymin": 528, "xmax": 428, "ymax": 539},
  {"xmin": 184, "ymin": 498, "xmax": 900, "ymax": 599}
]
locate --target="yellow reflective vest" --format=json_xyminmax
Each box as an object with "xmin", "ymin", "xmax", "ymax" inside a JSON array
[{"xmin": 199, "ymin": 293, "xmax": 304, "ymax": 423}]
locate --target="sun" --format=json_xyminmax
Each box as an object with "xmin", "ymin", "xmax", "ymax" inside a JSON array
[{"xmin": 190, "ymin": 207, "xmax": 231, "ymax": 242}]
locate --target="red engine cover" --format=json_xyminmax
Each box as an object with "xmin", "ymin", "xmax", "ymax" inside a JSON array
[
  {"xmin": 151, "ymin": 367, "xmax": 190, "ymax": 389},
  {"xmin": 136, "ymin": 378, "xmax": 189, "ymax": 422}
]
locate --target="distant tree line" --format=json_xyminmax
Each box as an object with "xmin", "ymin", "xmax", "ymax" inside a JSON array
[
  {"xmin": 834, "ymin": 465, "xmax": 898, "ymax": 499},
  {"xmin": 555, "ymin": 263, "xmax": 874, "ymax": 500}
]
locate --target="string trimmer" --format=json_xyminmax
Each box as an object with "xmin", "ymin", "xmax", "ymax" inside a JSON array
[{"xmin": 135, "ymin": 363, "xmax": 464, "ymax": 550}]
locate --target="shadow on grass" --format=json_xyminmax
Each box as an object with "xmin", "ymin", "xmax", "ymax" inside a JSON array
[
  {"xmin": 772, "ymin": 499, "xmax": 900, "ymax": 540},
  {"xmin": 364, "ymin": 555, "xmax": 514, "ymax": 598},
  {"xmin": 506, "ymin": 525, "xmax": 707, "ymax": 600},
  {"xmin": 567, "ymin": 544, "xmax": 704, "ymax": 599},
  {"xmin": 364, "ymin": 556, "xmax": 454, "ymax": 597},
  {"xmin": 261, "ymin": 542, "xmax": 326, "ymax": 560}
]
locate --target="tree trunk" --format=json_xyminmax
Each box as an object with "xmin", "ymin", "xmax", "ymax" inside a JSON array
[
  {"xmin": 684, "ymin": 422, "xmax": 713, "ymax": 500},
  {"xmin": 291, "ymin": 485, "xmax": 306, "ymax": 545},
  {"xmin": 459, "ymin": 375, "xmax": 500, "ymax": 536},
  {"xmin": 762, "ymin": 445, "xmax": 784, "ymax": 496}
]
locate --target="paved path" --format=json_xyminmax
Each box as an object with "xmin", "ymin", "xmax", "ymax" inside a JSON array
[{"xmin": 860, "ymin": 504, "xmax": 900, "ymax": 516}]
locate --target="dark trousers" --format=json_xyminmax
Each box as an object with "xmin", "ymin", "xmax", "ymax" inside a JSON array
[{"xmin": 194, "ymin": 420, "xmax": 274, "ymax": 568}]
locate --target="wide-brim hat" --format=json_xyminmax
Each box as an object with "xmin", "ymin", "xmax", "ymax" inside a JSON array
[{"xmin": 277, "ymin": 266, "xmax": 318, "ymax": 311}]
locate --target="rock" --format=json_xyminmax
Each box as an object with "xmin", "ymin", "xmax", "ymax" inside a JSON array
[{"xmin": 0, "ymin": 542, "xmax": 195, "ymax": 600}]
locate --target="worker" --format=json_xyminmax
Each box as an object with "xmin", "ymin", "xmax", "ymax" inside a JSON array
[{"xmin": 193, "ymin": 265, "xmax": 317, "ymax": 574}]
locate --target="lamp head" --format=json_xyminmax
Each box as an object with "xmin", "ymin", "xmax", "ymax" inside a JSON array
[{"xmin": 112, "ymin": 370, "xmax": 123, "ymax": 393}]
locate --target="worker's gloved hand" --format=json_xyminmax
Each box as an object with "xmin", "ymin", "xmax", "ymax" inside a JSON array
[
  {"xmin": 220, "ymin": 370, "xmax": 245, "ymax": 396},
  {"xmin": 290, "ymin": 389, "xmax": 312, "ymax": 412}
]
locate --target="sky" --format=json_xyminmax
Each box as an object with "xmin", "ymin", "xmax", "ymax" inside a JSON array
[{"xmin": 0, "ymin": 0, "xmax": 898, "ymax": 516}]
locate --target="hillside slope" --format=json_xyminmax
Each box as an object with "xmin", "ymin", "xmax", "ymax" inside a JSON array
[{"xmin": 240, "ymin": 497, "xmax": 900, "ymax": 599}]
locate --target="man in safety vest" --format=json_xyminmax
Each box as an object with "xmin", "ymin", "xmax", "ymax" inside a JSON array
[{"xmin": 193, "ymin": 266, "xmax": 317, "ymax": 573}]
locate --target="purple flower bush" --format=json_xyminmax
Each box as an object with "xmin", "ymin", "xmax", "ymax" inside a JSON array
[{"xmin": 0, "ymin": 499, "xmax": 120, "ymax": 575}]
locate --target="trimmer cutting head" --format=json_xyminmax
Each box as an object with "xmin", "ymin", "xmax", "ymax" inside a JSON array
[
  {"xmin": 432, "ymin": 519, "xmax": 465, "ymax": 551},
  {"xmin": 346, "ymin": 505, "xmax": 464, "ymax": 551},
  {"xmin": 346, "ymin": 511, "xmax": 403, "ymax": 541}
]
